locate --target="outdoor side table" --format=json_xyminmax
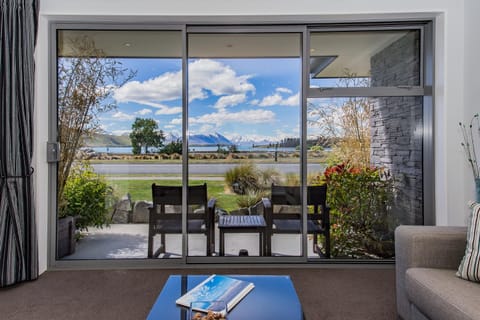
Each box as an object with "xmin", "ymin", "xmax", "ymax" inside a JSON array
[{"xmin": 218, "ymin": 215, "xmax": 267, "ymax": 256}]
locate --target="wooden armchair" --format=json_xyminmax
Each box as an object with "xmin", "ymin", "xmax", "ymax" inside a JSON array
[
  {"xmin": 262, "ymin": 184, "xmax": 330, "ymax": 258},
  {"xmin": 148, "ymin": 183, "xmax": 216, "ymax": 258}
]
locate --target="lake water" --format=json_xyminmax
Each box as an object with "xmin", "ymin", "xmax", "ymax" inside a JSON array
[{"xmin": 85, "ymin": 146, "xmax": 297, "ymax": 154}]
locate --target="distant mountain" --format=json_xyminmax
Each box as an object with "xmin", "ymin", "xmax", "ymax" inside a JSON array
[
  {"xmin": 228, "ymin": 135, "xmax": 276, "ymax": 146},
  {"xmin": 84, "ymin": 133, "xmax": 131, "ymax": 147},
  {"xmin": 188, "ymin": 132, "xmax": 232, "ymax": 146},
  {"xmin": 164, "ymin": 132, "xmax": 180, "ymax": 144},
  {"xmin": 85, "ymin": 132, "xmax": 236, "ymax": 147}
]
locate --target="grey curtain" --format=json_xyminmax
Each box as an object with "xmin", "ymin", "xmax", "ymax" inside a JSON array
[{"xmin": 0, "ymin": 0, "xmax": 39, "ymax": 287}]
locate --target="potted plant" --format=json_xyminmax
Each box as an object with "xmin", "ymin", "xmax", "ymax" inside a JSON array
[{"xmin": 57, "ymin": 162, "xmax": 113, "ymax": 258}]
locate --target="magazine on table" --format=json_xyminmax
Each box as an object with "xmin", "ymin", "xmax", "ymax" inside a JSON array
[{"xmin": 176, "ymin": 274, "xmax": 254, "ymax": 313}]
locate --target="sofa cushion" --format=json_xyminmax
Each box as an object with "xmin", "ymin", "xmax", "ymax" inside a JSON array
[
  {"xmin": 406, "ymin": 268, "xmax": 480, "ymax": 320},
  {"xmin": 457, "ymin": 201, "xmax": 480, "ymax": 282}
]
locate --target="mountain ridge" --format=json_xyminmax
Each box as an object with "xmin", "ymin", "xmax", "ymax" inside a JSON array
[
  {"xmin": 85, "ymin": 132, "xmax": 236, "ymax": 147},
  {"xmin": 83, "ymin": 133, "xmax": 131, "ymax": 147}
]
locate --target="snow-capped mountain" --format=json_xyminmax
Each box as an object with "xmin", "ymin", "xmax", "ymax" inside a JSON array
[
  {"xmin": 163, "ymin": 132, "xmax": 180, "ymax": 144},
  {"xmin": 228, "ymin": 134, "xmax": 278, "ymax": 146},
  {"xmin": 188, "ymin": 132, "xmax": 232, "ymax": 146}
]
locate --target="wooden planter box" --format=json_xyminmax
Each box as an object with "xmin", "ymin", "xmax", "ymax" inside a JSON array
[{"xmin": 57, "ymin": 216, "xmax": 76, "ymax": 258}]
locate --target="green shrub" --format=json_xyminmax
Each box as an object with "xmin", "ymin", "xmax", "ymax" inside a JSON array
[
  {"xmin": 281, "ymin": 172, "xmax": 323, "ymax": 186},
  {"xmin": 258, "ymin": 167, "xmax": 282, "ymax": 187},
  {"xmin": 161, "ymin": 139, "xmax": 182, "ymax": 155},
  {"xmin": 283, "ymin": 173, "xmax": 300, "ymax": 186},
  {"xmin": 236, "ymin": 190, "xmax": 266, "ymax": 208},
  {"xmin": 224, "ymin": 163, "xmax": 282, "ymax": 195},
  {"xmin": 224, "ymin": 163, "xmax": 260, "ymax": 194},
  {"xmin": 60, "ymin": 163, "xmax": 113, "ymax": 230},
  {"xmin": 309, "ymin": 145, "xmax": 324, "ymax": 152},
  {"xmin": 324, "ymin": 163, "xmax": 395, "ymax": 258}
]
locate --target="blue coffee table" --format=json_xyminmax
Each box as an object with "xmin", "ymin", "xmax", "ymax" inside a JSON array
[{"xmin": 147, "ymin": 275, "xmax": 305, "ymax": 320}]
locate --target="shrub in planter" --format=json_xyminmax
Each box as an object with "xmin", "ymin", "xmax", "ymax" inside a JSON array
[
  {"xmin": 236, "ymin": 190, "xmax": 266, "ymax": 209},
  {"xmin": 225, "ymin": 163, "xmax": 281, "ymax": 195},
  {"xmin": 224, "ymin": 163, "xmax": 261, "ymax": 194},
  {"xmin": 324, "ymin": 163, "xmax": 395, "ymax": 258},
  {"xmin": 59, "ymin": 163, "xmax": 113, "ymax": 230}
]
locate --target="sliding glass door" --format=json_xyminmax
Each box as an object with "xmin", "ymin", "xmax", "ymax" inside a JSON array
[{"xmin": 52, "ymin": 22, "xmax": 432, "ymax": 264}]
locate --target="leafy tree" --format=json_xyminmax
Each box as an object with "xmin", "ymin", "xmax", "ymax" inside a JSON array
[
  {"xmin": 130, "ymin": 118, "xmax": 165, "ymax": 154},
  {"xmin": 57, "ymin": 36, "xmax": 134, "ymax": 212},
  {"xmin": 161, "ymin": 139, "xmax": 183, "ymax": 155},
  {"xmin": 307, "ymin": 71, "xmax": 372, "ymax": 167}
]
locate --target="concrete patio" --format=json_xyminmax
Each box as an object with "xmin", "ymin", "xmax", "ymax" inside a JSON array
[{"xmin": 64, "ymin": 223, "xmax": 320, "ymax": 259}]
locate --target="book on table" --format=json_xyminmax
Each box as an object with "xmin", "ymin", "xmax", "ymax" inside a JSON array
[{"xmin": 175, "ymin": 274, "xmax": 254, "ymax": 313}]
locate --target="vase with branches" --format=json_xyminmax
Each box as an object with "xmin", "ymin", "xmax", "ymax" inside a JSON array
[{"xmin": 459, "ymin": 113, "xmax": 480, "ymax": 201}]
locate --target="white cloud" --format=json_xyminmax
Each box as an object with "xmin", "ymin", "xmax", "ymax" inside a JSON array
[
  {"xmin": 259, "ymin": 93, "xmax": 283, "ymax": 107},
  {"xmin": 259, "ymin": 92, "xmax": 299, "ymax": 107},
  {"xmin": 135, "ymin": 108, "xmax": 152, "ymax": 115},
  {"xmin": 113, "ymin": 59, "xmax": 255, "ymax": 110},
  {"xmin": 190, "ymin": 109, "xmax": 275, "ymax": 126},
  {"xmin": 188, "ymin": 59, "xmax": 255, "ymax": 102},
  {"xmin": 113, "ymin": 71, "xmax": 182, "ymax": 104},
  {"xmin": 112, "ymin": 111, "xmax": 135, "ymax": 121},
  {"xmin": 284, "ymin": 93, "xmax": 300, "ymax": 106},
  {"xmin": 276, "ymin": 87, "xmax": 293, "ymax": 94},
  {"xmin": 214, "ymin": 94, "xmax": 247, "ymax": 110},
  {"xmin": 250, "ymin": 99, "xmax": 260, "ymax": 106},
  {"xmin": 164, "ymin": 125, "xmax": 177, "ymax": 129},
  {"xmin": 197, "ymin": 124, "xmax": 216, "ymax": 134},
  {"xmin": 155, "ymin": 106, "xmax": 182, "ymax": 115},
  {"xmin": 170, "ymin": 117, "xmax": 182, "ymax": 125}
]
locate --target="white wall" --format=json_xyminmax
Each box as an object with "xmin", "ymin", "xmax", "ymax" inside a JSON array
[
  {"xmin": 35, "ymin": 0, "xmax": 472, "ymax": 273},
  {"xmin": 464, "ymin": 0, "xmax": 480, "ymax": 210}
]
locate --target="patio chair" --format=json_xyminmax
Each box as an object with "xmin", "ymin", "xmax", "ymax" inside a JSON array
[
  {"xmin": 148, "ymin": 183, "xmax": 216, "ymax": 258},
  {"xmin": 262, "ymin": 184, "xmax": 330, "ymax": 258}
]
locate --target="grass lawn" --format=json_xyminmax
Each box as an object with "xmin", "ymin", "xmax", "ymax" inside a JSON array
[{"xmin": 107, "ymin": 178, "xmax": 239, "ymax": 212}]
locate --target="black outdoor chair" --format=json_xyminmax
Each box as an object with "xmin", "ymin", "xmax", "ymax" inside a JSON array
[
  {"xmin": 262, "ymin": 184, "xmax": 330, "ymax": 258},
  {"xmin": 148, "ymin": 183, "xmax": 216, "ymax": 258}
]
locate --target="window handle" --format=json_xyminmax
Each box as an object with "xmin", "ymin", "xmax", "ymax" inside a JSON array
[{"xmin": 47, "ymin": 142, "xmax": 60, "ymax": 163}]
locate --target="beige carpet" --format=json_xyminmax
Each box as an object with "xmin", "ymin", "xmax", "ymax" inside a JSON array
[{"xmin": 0, "ymin": 267, "xmax": 396, "ymax": 320}]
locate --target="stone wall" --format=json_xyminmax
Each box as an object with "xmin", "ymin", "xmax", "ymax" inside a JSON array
[{"xmin": 370, "ymin": 31, "xmax": 423, "ymax": 225}]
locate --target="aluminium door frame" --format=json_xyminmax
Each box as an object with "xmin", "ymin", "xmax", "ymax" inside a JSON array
[
  {"xmin": 185, "ymin": 25, "xmax": 309, "ymax": 264},
  {"xmin": 48, "ymin": 20, "xmax": 433, "ymax": 269}
]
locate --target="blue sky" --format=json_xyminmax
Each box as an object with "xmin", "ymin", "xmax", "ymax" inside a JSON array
[{"xmin": 100, "ymin": 57, "xmax": 302, "ymax": 144}]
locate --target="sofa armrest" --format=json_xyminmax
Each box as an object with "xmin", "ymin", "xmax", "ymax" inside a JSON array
[{"xmin": 395, "ymin": 225, "xmax": 467, "ymax": 320}]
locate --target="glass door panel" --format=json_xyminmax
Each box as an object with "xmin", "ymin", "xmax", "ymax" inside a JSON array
[
  {"xmin": 307, "ymin": 96, "xmax": 423, "ymax": 259},
  {"xmin": 187, "ymin": 32, "xmax": 303, "ymax": 257},
  {"xmin": 56, "ymin": 30, "xmax": 183, "ymax": 260},
  {"xmin": 306, "ymin": 29, "xmax": 425, "ymax": 260}
]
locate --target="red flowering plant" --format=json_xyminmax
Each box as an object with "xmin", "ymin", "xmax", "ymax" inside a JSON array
[{"xmin": 323, "ymin": 162, "xmax": 395, "ymax": 258}]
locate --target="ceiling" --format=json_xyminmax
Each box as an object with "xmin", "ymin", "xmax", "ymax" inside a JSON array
[{"xmin": 58, "ymin": 29, "xmax": 411, "ymax": 78}]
